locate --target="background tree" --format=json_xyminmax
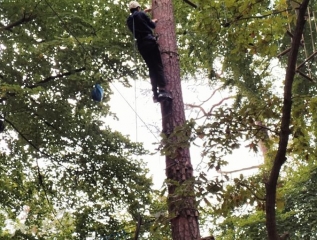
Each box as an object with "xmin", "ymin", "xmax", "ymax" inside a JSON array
[{"xmin": 175, "ymin": 0, "xmax": 316, "ymax": 239}]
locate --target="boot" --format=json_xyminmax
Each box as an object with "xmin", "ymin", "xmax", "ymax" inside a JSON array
[{"xmin": 157, "ymin": 90, "xmax": 172, "ymax": 102}]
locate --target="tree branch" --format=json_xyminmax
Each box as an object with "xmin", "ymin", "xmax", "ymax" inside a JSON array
[
  {"xmin": 28, "ymin": 98, "xmax": 60, "ymax": 131},
  {"xmin": 185, "ymin": 96, "xmax": 234, "ymax": 120},
  {"xmin": 266, "ymin": 0, "xmax": 310, "ymax": 239},
  {"xmin": 185, "ymin": 86, "xmax": 224, "ymax": 117},
  {"xmin": 26, "ymin": 67, "xmax": 86, "ymax": 88},
  {"xmin": 239, "ymin": 9, "xmax": 291, "ymax": 21},
  {"xmin": 183, "ymin": 0, "xmax": 197, "ymax": 8},
  {"xmin": 206, "ymin": 96, "xmax": 234, "ymax": 116},
  {"xmin": 5, "ymin": 118, "xmax": 49, "ymax": 157},
  {"xmin": 1, "ymin": 13, "xmax": 37, "ymax": 31},
  {"xmin": 224, "ymin": 9, "xmax": 291, "ymax": 27},
  {"xmin": 200, "ymin": 237, "xmax": 215, "ymax": 240},
  {"xmin": 186, "ymin": 103, "xmax": 208, "ymax": 116},
  {"xmin": 280, "ymin": 232, "xmax": 290, "ymax": 240},
  {"xmin": 239, "ymin": 181, "xmax": 266, "ymax": 201},
  {"xmin": 201, "ymin": 85, "xmax": 224, "ymax": 104},
  {"xmin": 218, "ymin": 165, "xmax": 262, "ymax": 175},
  {"xmin": 4, "ymin": 118, "xmax": 72, "ymax": 168}
]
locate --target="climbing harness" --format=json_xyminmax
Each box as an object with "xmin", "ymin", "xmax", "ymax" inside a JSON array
[{"xmin": 132, "ymin": 13, "xmax": 139, "ymax": 141}]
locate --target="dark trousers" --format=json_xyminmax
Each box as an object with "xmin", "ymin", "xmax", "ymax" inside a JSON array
[{"xmin": 137, "ymin": 39, "xmax": 166, "ymax": 96}]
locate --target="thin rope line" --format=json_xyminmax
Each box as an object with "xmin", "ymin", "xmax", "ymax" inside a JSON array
[
  {"xmin": 133, "ymin": 13, "xmax": 138, "ymax": 142},
  {"xmin": 135, "ymin": 78, "xmax": 138, "ymax": 142},
  {"xmin": 111, "ymin": 82, "xmax": 160, "ymax": 142}
]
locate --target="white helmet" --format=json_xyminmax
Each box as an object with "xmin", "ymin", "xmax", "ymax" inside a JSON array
[{"xmin": 129, "ymin": 1, "xmax": 140, "ymax": 9}]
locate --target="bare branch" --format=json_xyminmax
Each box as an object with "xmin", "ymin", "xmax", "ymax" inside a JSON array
[
  {"xmin": 238, "ymin": 181, "xmax": 266, "ymax": 201},
  {"xmin": 218, "ymin": 165, "xmax": 262, "ymax": 175},
  {"xmin": 185, "ymin": 95, "xmax": 234, "ymax": 120},
  {"xmin": 186, "ymin": 103, "xmax": 208, "ymax": 116},
  {"xmin": 296, "ymin": 70, "xmax": 315, "ymax": 82},
  {"xmin": 277, "ymin": 47, "xmax": 292, "ymax": 58},
  {"xmin": 202, "ymin": 85, "xmax": 224, "ymax": 106},
  {"xmin": 297, "ymin": 50, "xmax": 317, "ymax": 70},
  {"xmin": 206, "ymin": 96, "xmax": 234, "ymax": 116}
]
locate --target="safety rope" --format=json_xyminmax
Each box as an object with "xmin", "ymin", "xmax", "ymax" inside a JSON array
[
  {"xmin": 111, "ymin": 83, "xmax": 160, "ymax": 142},
  {"xmin": 133, "ymin": 13, "xmax": 138, "ymax": 142}
]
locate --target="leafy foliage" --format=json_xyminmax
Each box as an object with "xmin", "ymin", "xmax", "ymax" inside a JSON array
[
  {"xmin": 0, "ymin": 0, "xmax": 155, "ymax": 238},
  {"xmin": 206, "ymin": 160, "xmax": 317, "ymax": 239},
  {"xmin": 172, "ymin": 0, "xmax": 317, "ymax": 238},
  {"xmin": 2, "ymin": 0, "xmax": 317, "ymax": 238}
]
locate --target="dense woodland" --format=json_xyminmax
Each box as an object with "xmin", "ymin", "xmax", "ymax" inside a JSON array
[{"xmin": 0, "ymin": 0, "xmax": 316, "ymax": 239}]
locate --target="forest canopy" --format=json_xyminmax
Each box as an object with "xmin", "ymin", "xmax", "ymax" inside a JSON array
[{"xmin": 0, "ymin": 0, "xmax": 317, "ymax": 239}]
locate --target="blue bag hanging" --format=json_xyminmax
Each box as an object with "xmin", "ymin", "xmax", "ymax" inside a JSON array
[{"xmin": 91, "ymin": 84, "xmax": 104, "ymax": 102}]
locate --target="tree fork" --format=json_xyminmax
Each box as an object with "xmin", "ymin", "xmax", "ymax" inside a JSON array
[
  {"xmin": 265, "ymin": 0, "xmax": 309, "ymax": 239},
  {"xmin": 152, "ymin": 0, "xmax": 201, "ymax": 239}
]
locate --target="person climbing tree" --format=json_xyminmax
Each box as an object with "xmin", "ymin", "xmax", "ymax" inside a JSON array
[{"xmin": 126, "ymin": 1, "xmax": 170, "ymax": 103}]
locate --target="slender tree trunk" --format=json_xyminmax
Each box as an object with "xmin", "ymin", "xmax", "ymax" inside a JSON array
[
  {"xmin": 152, "ymin": 1, "xmax": 201, "ymax": 239},
  {"xmin": 265, "ymin": 1, "xmax": 309, "ymax": 239}
]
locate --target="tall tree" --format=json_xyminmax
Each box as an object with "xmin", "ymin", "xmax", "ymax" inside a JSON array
[
  {"xmin": 266, "ymin": 0, "xmax": 309, "ymax": 238},
  {"xmin": 152, "ymin": 1, "xmax": 200, "ymax": 239}
]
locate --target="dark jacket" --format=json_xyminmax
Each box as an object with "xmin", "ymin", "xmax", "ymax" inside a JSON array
[{"xmin": 127, "ymin": 11, "xmax": 156, "ymax": 41}]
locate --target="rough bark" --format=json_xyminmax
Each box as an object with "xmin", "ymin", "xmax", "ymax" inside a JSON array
[
  {"xmin": 152, "ymin": 0, "xmax": 201, "ymax": 239},
  {"xmin": 265, "ymin": 1, "xmax": 309, "ymax": 239}
]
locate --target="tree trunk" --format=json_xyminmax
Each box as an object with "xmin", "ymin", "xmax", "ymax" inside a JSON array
[
  {"xmin": 152, "ymin": 0, "xmax": 201, "ymax": 239},
  {"xmin": 265, "ymin": 1, "xmax": 309, "ymax": 239}
]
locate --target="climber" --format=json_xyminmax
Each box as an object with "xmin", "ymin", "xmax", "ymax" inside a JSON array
[{"xmin": 126, "ymin": 1, "xmax": 170, "ymax": 103}]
